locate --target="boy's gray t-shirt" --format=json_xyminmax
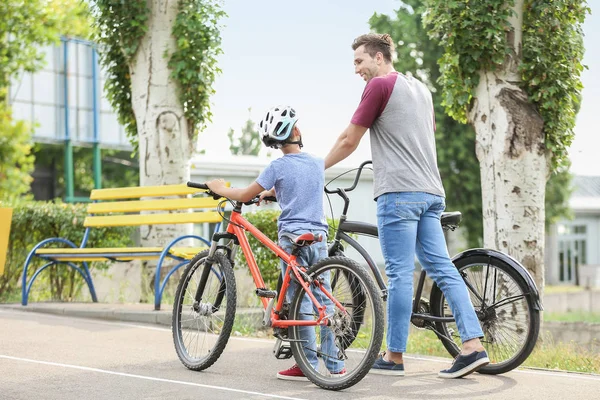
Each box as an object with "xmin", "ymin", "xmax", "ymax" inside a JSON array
[
  {"xmin": 351, "ymin": 72, "xmax": 445, "ymax": 200},
  {"xmin": 256, "ymin": 153, "xmax": 328, "ymax": 236}
]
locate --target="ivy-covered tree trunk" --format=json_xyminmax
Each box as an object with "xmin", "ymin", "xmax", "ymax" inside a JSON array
[
  {"xmin": 129, "ymin": 0, "xmax": 193, "ymax": 247},
  {"xmin": 468, "ymin": 3, "xmax": 548, "ymax": 290}
]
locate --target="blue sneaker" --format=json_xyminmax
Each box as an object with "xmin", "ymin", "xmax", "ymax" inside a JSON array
[
  {"xmin": 438, "ymin": 350, "xmax": 490, "ymax": 379},
  {"xmin": 369, "ymin": 353, "xmax": 405, "ymax": 376}
]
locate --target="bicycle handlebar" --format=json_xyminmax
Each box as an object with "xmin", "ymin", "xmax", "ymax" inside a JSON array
[
  {"xmin": 187, "ymin": 181, "xmax": 209, "ymax": 190},
  {"xmin": 186, "ymin": 181, "xmax": 277, "ymax": 205},
  {"xmin": 324, "ymin": 160, "xmax": 372, "ymax": 194}
]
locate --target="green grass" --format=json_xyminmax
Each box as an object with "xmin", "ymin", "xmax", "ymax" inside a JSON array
[
  {"xmin": 544, "ymin": 311, "xmax": 600, "ymax": 324},
  {"xmin": 406, "ymin": 329, "xmax": 600, "ymax": 374},
  {"xmin": 405, "ymin": 328, "xmax": 449, "ymax": 358},
  {"xmin": 523, "ymin": 333, "xmax": 600, "ymax": 374}
]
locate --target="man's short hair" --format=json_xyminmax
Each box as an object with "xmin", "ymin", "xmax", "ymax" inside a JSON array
[{"xmin": 352, "ymin": 33, "xmax": 394, "ymax": 63}]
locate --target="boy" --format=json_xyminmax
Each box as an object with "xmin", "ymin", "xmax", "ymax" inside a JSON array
[{"xmin": 206, "ymin": 105, "xmax": 345, "ymax": 380}]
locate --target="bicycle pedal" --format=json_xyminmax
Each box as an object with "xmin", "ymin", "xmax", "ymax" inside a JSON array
[
  {"xmin": 255, "ymin": 288, "xmax": 277, "ymax": 298},
  {"xmin": 273, "ymin": 338, "xmax": 293, "ymax": 360}
]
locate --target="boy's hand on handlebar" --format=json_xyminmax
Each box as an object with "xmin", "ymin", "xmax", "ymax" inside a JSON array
[
  {"xmin": 205, "ymin": 178, "xmax": 227, "ymax": 195},
  {"xmin": 257, "ymin": 188, "xmax": 276, "ymax": 206}
]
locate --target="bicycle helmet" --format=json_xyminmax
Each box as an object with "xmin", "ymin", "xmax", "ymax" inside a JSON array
[{"xmin": 258, "ymin": 105, "xmax": 300, "ymax": 149}]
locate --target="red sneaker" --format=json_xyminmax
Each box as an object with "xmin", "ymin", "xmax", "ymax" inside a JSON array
[{"xmin": 276, "ymin": 364, "xmax": 308, "ymax": 381}]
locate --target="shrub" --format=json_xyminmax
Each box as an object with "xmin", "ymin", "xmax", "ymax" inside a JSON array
[{"xmin": 0, "ymin": 200, "xmax": 134, "ymax": 302}]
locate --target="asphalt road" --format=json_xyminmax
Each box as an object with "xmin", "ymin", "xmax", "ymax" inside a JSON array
[{"xmin": 1, "ymin": 308, "xmax": 599, "ymax": 400}]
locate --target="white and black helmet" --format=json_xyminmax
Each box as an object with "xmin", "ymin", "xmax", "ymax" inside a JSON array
[{"xmin": 258, "ymin": 105, "xmax": 299, "ymax": 149}]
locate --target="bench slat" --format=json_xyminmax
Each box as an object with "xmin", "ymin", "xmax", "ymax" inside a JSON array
[
  {"xmin": 83, "ymin": 211, "xmax": 222, "ymax": 227},
  {"xmin": 37, "ymin": 247, "xmax": 166, "ymax": 254},
  {"xmin": 90, "ymin": 184, "xmax": 202, "ymax": 200},
  {"xmin": 87, "ymin": 197, "xmax": 221, "ymax": 214},
  {"xmin": 35, "ymin": 246, "xmax": 206, "ymax": 261}
]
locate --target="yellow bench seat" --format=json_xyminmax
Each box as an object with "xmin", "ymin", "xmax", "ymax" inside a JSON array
[{"xmin": 35, "ymin": 247, "xmax": 207, "ymax": 262}]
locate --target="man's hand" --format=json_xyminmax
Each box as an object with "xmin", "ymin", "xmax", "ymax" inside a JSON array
[{"xmin": 257, "ymin": 188, "xmax": 276, "ymax": 206}]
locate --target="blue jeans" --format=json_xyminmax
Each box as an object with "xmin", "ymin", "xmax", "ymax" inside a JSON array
[
  {"xmin": 279, "ymin": 229, "xmax": 344, "ymax": 373},
  {"xmin": 376, "ymin": 192, "xmax": 483, "ymax": 353}
]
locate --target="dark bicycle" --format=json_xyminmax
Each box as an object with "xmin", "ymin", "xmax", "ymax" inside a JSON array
[{"xmin": 325, "ymin": 160, "xmax": 542, "ymax": 375}]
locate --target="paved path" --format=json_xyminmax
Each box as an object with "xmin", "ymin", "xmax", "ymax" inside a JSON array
[{"xmin": 1, "ymin": 306, "xmax": 599, "ymax": 399}]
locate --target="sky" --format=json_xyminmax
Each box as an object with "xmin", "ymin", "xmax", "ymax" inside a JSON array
[{"xmin": 201, "ymin": 0, "xmax": 600, "ymax": 175}]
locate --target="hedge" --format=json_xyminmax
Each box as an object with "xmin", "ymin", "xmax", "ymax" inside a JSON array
[{"xmin": 0, "ymin": 201, "xmax": 133, "ymax": 302}]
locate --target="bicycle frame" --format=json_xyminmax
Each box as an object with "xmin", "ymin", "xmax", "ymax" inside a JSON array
[{"xmin": 209, "ymin": 204, "xmax": 347, "ymax": 329}]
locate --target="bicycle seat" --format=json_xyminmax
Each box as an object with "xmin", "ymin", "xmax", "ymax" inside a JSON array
[
  {"xmin": 441, "ymin": 211, "xmax": 462, "ymax": 226},
  {"xmin": 280, "ymin": 232, "xmax": 324, "ymax": 247}
]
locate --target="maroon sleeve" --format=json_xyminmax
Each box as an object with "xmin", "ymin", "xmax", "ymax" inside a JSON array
[{"xmin": 351, "ymin": 73, "xmax": 396, "ymax": 128}]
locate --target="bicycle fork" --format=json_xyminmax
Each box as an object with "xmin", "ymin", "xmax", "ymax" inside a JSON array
[{"xmin": 192, "ymin": 239, "xmax": 235, "ymax": 315}]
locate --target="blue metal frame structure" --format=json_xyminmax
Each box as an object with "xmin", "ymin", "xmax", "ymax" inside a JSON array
[{"xmin": 60, "ymin": 37, "xmax": 105, "ymax": 202}]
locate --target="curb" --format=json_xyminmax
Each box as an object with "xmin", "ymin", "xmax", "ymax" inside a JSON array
[
  {"xmin": 0, "ymin": 303, "xmax": 264, "ymax": 329},
  {"xmin": 1, "ymin": 304, "xmax": 173, "ymax": 326}
]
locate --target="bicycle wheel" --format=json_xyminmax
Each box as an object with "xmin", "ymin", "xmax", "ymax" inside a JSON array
[
  {"xmin": 172, "ymin": 250, "xmax": 237, "ymax": 371},
  {"xmin": 429, "ymin": 255, "xmax": 540, "ymax": 374},
  {"xmin": 288, "ymin": 256, "xmax": 384, "ymax": 390}
]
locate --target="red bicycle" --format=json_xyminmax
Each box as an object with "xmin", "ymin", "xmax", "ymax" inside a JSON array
[{"xmin": 171, "ymin": 183, "xmax": 384, "ymax": 390}]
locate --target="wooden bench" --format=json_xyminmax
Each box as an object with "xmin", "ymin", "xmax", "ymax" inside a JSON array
[{"xmin": 21, "ymin": 184, "xmax": 221, "ymax": 310}]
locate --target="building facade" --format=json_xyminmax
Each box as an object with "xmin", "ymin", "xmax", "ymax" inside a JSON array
[{"xmin": 546, "ymin": 176, "xmax": 600, "ymax": 286}]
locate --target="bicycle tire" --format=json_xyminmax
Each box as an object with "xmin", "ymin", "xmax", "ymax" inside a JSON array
[
  {"xmin": 429, "ymin": 254, "xmax": 540, "ymax": 374},
  {"xmin": 172, "ymin": 250, "xmax": 237, "ymax": 371},
  {"xmin": 288, "ymin": 256, "xmax": 384, "ymax": 390}
]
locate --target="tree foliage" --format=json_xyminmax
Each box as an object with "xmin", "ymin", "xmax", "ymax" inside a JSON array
[
  {"xmin": 92, "ymin": 0, "xmax": 225, "ymax": 152},
  {"xmin": 1, "ymin": 0, "xmax": 92, "ymax": 201},
  {"xmin": 0, "ymin": 104, "xmax": 35, "ymax": 202},
  {"xmin": 424, "ymin": 0, "xmax": 589, "ymax": 170},
  {"xmin": 228, "ymin": 109, "xmax": 262, "ymax": 156},
  {"xmin": 1, "ymin": 0, "xmax": 93, "ymax": 101},
  {"xmin": 92, "ymin": 1, "xmax": 148, "ymax": 151},
  {"xmin": 1, "ymin": 1, "xmax": 55, "ymax": 101},
  {"xmin": 520, "ymin": 1, "xmax": 588, "ymax": 169},
  {"xmin": 170, "ymin": 0, "xmax": 226, "ymax": 135}
]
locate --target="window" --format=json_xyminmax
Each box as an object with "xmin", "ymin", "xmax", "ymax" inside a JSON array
[{"xmin": 557, "ymin": 224, "xmax": 588, "ymax": 285}]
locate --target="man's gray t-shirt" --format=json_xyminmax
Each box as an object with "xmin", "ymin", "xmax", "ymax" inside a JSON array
[
  {"xmin": 256, "ymin": 153, "xmax": 328, "ymax": 236},
  {"xmin": 351, "ymin": 72, "xmax": 445, "ymax": 200}
]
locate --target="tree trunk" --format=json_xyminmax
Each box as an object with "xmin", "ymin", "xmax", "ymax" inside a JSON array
[
  {"xmin": 468, "ymin": 1, "xmax": 548, "ymax": 292},
  {"xmin": 129, "ymin": 0, "xmax": 193, "ymax": 298}
]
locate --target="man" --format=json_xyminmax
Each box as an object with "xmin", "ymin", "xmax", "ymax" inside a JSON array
[{"xmin": 324, "ymin": 33, "xmax": 489, "ymax": 379}]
